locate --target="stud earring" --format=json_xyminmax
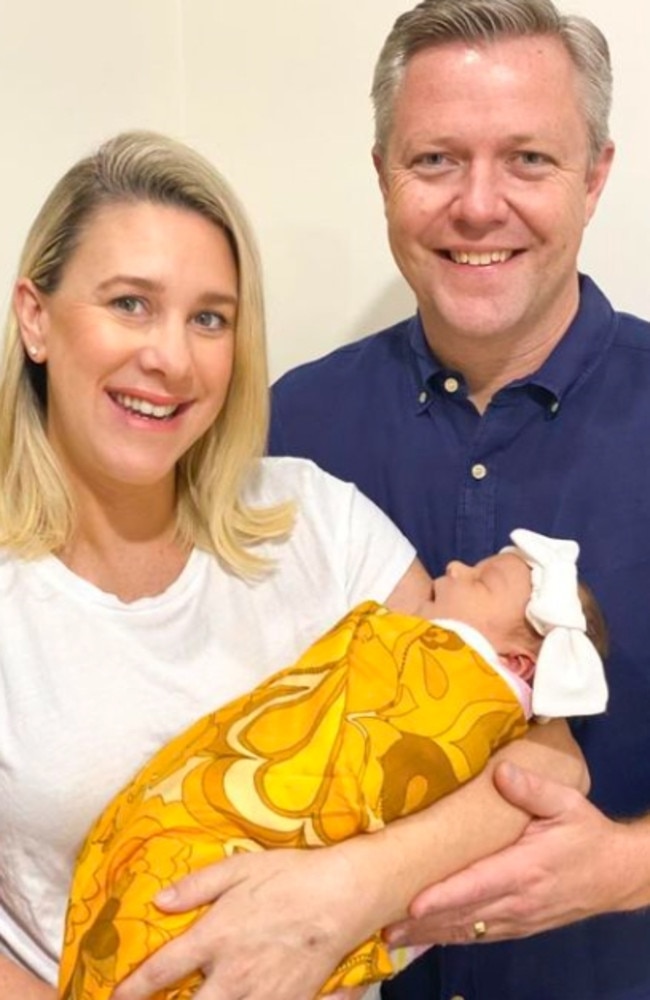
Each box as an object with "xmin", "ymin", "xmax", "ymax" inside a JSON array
[{"xmin": 28, "ymin": 345, "xmax": 39, "ymax": 358}]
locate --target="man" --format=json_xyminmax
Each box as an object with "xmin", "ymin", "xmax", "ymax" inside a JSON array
[{"xmin": 269, "ymin": 1, "xmax": 650, "ymax": 998}]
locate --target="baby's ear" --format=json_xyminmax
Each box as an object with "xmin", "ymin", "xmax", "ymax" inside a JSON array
[{"xmin": 500, "ymin": 649, "xmax": 536, "ymax": 681}]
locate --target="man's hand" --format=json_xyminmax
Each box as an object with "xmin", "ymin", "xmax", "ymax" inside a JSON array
[{"xmin": 385, "ymin": 761, "xmax": 637, "ymax": 947}]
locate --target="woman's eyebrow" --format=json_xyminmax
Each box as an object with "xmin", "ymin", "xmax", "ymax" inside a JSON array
[{"xmin": 96, "ymin": 275, "xmax": 163, "ymax": 293}]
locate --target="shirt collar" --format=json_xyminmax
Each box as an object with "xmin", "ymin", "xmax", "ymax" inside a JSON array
[
  {"xmin": 407, "ymin": 275, "xmax": 617, "ymax": 409},
  {"xmin": 508, "ymin": 275, "xmax": 617, "ymax": 403}
]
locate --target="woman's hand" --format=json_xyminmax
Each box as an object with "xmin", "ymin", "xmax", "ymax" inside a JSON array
[
  {"xmin": 110, "ymin": 845, "xmax": 382, "ymax": 1000},
  {"xmin": 385, "ymin": 761, "xmax": 645, "ymax": 947}
]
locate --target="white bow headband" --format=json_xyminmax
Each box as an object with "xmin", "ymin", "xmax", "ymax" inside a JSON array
[{"xmin": 504, "ymin": 528, "xmax": 608, "ymax": 718}]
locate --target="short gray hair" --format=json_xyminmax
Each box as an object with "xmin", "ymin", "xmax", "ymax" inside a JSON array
[{"xmin": 371, "ymin": 0, "xmax": 612, "ymax": 161}]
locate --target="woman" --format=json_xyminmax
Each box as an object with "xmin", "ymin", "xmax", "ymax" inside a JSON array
[{"xmin": 0, "ymin": 132, "xmax": 583, "ymax": 1000}]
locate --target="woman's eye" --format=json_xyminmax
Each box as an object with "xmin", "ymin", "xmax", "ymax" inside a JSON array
[
  {"xmin": 195, "ymin": 311, "xmax": 227, "ymax": 331},
  {"xmin": 112, "ymin": 296, "xmax": 144, "ymax": 314}
]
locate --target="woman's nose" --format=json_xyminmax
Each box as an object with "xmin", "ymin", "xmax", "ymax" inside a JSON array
[{"xmin": 138, "ymin": 320, "xmax": 192, "ymax": 383}]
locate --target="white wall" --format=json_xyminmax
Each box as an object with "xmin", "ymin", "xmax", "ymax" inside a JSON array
[{"xmin": 1, "ymin": 1, "xmax": 647, "ymax": 380}]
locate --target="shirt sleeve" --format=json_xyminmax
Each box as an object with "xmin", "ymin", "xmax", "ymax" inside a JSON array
[
  {"xmin": 279, "ymin": 458, "xmax": 417, "ymax": 606},
  {"xmin": 340, "ymin": 475, "xmax": 417, "ymax": 605}
]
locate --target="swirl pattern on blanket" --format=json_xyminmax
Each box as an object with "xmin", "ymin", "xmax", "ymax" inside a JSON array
[{"xmin": 59, "ymin": 601, "xmax": 527, "ymax": 1000}]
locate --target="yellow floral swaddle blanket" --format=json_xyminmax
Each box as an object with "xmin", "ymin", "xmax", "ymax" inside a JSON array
[{"xmin": 59, "ymin": 601, "xmax": 527, "ymax": 999}]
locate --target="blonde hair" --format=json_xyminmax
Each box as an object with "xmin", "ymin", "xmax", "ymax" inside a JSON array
[
  {"xmin": 0, "ymin": 130, "xmax": 294, "ymax": 576},
  {"xmin": 372, "ymin": 0, "xmax": 613, "ymax": 164}
]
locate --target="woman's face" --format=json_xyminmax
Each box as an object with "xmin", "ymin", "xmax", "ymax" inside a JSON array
[{"xmin": 16, "ymin": 200, "xmax": 237, "ymax": 498}]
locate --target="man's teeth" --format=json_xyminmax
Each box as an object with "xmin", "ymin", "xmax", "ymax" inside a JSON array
[
  {"xmin": 114, "ymin": 393, "xmax": 179, "ymax": 419},
  {"xmin": 450, "ymin": 250, "xmax": 513, "ymax": 266}
]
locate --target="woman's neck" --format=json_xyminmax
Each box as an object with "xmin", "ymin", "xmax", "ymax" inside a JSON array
[{"xmin": 58, "ymin": 480, "xmax": 191, "ymax": 602}]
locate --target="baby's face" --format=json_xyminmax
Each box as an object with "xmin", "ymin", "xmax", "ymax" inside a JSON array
[{"xmin": 428, "ymin": 552, "xmax": 533, "ymax": 651}]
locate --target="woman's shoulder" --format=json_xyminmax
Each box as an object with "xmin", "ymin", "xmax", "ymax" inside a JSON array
[
  {"xmin": 0, "ymin": 547, "xmax": 29, "ymax": 576},
  {"xmin": 0, "ymin": 548, "xmax": 47, "ymax": 603},
  {"xmin": 243, "ymin": 456, "xmax": 353, "ymax": 504}
]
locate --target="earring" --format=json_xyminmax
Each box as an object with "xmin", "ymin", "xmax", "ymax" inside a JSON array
[{"xmin": 28, "ymin": 345, "xmax": 39, "ymax": 358}]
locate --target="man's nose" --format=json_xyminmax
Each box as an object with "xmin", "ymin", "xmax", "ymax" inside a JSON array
[{"xmin": 450, "ymin": 160, "xmax": 509, "ymax": 229}]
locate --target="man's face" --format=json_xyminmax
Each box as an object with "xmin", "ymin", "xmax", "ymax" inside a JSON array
[{"xmin": 374, "ymin": 35, "xmax": 614, "ymax": 352}]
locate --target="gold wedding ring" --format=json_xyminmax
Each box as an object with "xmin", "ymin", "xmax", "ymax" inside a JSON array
[{"xmin": 473, "ymin": 919, "xmax": 488, "ymax": 939}]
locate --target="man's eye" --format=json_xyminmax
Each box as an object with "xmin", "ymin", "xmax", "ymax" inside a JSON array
[
  {"xmin": 415, "ymin": 152, "xmax": 447, "ymax": 167},
  {"xmin": 518, "ymin": 152, "xmax": 550, "ymax": 166}
]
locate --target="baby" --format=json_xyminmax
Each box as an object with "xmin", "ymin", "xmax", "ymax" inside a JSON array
[{"xmin": 59, "ymin": 529, "xmax": 608, "ymax": 1000}]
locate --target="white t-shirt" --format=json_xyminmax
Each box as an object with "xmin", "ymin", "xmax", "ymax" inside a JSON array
[{"xmin": 0, "ymin": 457, "xmax": 415, "ymax": 984}]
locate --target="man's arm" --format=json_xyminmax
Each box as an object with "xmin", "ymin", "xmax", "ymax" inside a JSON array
[
  {"xmin": 380, "ymin": 557, "xmax": 644, "ymax": 946},
  {"xmin": 385, "ymin": 763, "xmax": 650, "ymax": 947},
  {"xmin": 0, "ymin": 955, "xmax": 56, "ymax": 999},
  {"xmin": 329, "ymin": 718, "xmax": 587, "ymax": 929}
]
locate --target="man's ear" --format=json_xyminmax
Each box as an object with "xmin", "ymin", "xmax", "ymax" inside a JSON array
[
  {"xmin": 372, "ymin": 145, "xmax": 390, "ymax": 202},
  {"xmin": 500, "ymin": 649, "xmax": 536, "ymax": 682},
  {"xmin": 14, "ymin": 278, "xmax": 49, "ymax": 362},
  {"xmin": 584, "ymin": 140, "xmax": 615, "ymax": 227}
]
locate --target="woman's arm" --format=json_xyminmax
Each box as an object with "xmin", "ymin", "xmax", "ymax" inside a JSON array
[
  {"xmin": 111, "ymin": 721, "xmax": 585, "ymax": 1000},
  {"xmin": 383, "ymin": 557, "xmax": 433, "ymax": 613},
  {"xmin": 0, "ymin": 955, "xmax": 56, "ymax": 999},
  {"xmin": 111, "ymin": 557, "xmax": 587, "ymax": 1000}
]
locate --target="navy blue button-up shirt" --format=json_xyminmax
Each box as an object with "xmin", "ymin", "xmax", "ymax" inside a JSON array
[{"xmin": 270, "ymin": 276, "xmax": 650, "ymax": 1000}]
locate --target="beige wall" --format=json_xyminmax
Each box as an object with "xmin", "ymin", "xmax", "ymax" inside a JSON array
[
  {"xmin": 1, "ymin": 1, "xmax": 647, "ymax": 379},
  {"xmin": 0, "ymin": 0, "xmax": 183, "ymax": 314}
]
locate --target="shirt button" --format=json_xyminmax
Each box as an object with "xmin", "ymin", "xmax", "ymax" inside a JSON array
[
  {"xmin": 471, "ymin": 463, "xmax": 488, "ymax": 481},
  {"xmin": 418, "ymin": 390, "xmax": 428, "ymax": 404},
  {"xmin": 443, "ymin": 376, "xmax": 460, "ymax": 393}
]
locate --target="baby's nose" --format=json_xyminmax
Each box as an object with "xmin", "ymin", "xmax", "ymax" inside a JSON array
[{"xmin": 445, "ymin": 560, "xmax": 469, "ymax": 578}]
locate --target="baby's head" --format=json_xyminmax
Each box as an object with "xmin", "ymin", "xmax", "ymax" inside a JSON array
[
  {"xmin": 427, "ymin": 550, "xmax": 608, "ymax": 681},
  {"xmin": 428, "ymin": 551, "xmax": 541, "ymax": 679}
]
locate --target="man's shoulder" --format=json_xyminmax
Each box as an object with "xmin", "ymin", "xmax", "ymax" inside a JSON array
[
  {"xmin": 612, "ymin": 307, "xmax": 650, "ymax": 350},
  {"xmin": 273, "ymin": 316, "xmax": 414, "ymax": 399},
  {"xmin": 269, "ymin": 316, "xmax": 418, "ymax": 465}
]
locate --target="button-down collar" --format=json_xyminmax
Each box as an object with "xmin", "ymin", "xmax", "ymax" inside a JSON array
[{"xmin": 407, "ymin": 275, "xmax": 617, "ymax": 413}]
